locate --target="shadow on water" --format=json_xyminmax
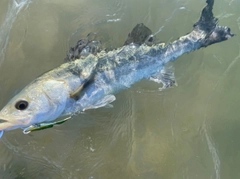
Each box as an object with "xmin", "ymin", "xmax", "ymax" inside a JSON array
[{"xmin": 0, "ymin": 0, "xmax": 240, "ymax": 178}]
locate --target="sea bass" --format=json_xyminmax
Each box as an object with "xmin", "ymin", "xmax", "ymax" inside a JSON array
[{"xmin": 0, "ymin": 0, "xmax": 234, "ymax": 137}]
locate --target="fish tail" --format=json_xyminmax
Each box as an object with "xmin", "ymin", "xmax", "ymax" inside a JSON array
[{"xmin": 193, "ymin": 0, "xmax": 234, "ymax": 47}]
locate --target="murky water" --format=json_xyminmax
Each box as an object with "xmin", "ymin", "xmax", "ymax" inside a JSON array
[{"xmin": 0, "ymin": 0, "xmax": 239, "ymax": 178}]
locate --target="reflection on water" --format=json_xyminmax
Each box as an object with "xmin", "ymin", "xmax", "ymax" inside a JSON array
[
  {"xmin": 0, "ymin": 0, "xmax": 240, "ymax": 178},
  {"xmin": 0, "ymin": 0, "xmax": 32, "ymax": 65}
]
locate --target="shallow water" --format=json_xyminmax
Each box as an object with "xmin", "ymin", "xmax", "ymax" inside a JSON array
[{"xmin": 0, "ymin": 0, "xmax": 240, "ymax": 178}]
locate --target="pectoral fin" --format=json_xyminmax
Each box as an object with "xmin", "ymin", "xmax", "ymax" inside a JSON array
[
  {"xmin": 70, "ymin": 73, "xmax": 95, "ymax": 101},
  {"xmin": 149, "ymin": 65, "xmax": 177, "ymax": 91},
  {"xmin": 70, "ymin": 84, "xmax": 85, "ymax": 101}
]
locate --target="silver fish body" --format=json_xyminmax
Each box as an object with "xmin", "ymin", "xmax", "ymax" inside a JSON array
[{"xmin": 0, "ymin": 0, "xmax": 234, "ymax": 135}]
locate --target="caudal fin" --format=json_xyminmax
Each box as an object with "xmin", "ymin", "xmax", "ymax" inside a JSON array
[{"xmin": 194, "ymin": 0, "xmax": 234, "ymax": 47}]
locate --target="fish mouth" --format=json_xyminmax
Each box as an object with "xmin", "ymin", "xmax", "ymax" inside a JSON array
[
  {"xmin": 0, "ymin": 119, "xmax": 9, "ymax": 137},
  {"xmin": 0, "ymin": 118, "xmax": 30, "ymax": 138},
  {"xmin": 0, "ymin": 118, "xmax": 11, "ymax": 131},
  {"xmin": 0, "ymin": 118, "xmax": 25, "ymax": 131},
  {"xmin": 0, "ymin": 119, "xmax": 8, "ymax": 123},
  {"xmin": 0, "ymin": 122, "xmax": 18, "ymax": 131}
]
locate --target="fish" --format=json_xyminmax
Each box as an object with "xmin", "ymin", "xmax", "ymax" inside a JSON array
[{"xmin": 0, "ymin": 0, "xmax": 234, "ymax": 136}]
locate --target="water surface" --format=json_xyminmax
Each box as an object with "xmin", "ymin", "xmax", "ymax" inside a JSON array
[{"xmin": 0, "ymin": 0, "xmax": 239, "ymax": 178}]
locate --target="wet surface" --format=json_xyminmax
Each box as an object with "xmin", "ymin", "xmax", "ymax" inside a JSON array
[{"xmin": 0, "ymin": 0, "xmax": 240, "ymax": 178}]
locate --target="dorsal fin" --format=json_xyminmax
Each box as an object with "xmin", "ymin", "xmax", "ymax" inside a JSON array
[
  {"xmin": 124, "ymin": 23, "xmax": 154, "ymax": 46},
  {"xmin": 64, "ymin": 33, "xmax": 101, "ymax": 62},
  {"xmin": 64, "ymin": 24, "xmax": 155, "ymax": 63}
]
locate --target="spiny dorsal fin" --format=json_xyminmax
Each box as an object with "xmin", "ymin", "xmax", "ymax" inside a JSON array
[{"xmin": 64, "ymin": 33, "xmax": 101, "ymax": 62}]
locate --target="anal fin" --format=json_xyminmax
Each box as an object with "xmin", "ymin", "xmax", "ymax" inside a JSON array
[{"xmin": 149, "ymin": 65, "xmax": 177, "ymax": 91}]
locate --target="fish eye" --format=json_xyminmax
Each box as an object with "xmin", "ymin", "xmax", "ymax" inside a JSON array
[{"xmin": 15, "ymin": 100, "xmax": 28, "ymax": 110}]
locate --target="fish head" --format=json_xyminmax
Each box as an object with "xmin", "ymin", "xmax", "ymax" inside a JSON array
[{"xmin": 0, "ymin": 79, "xmax": 69, "ymax": 132}]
